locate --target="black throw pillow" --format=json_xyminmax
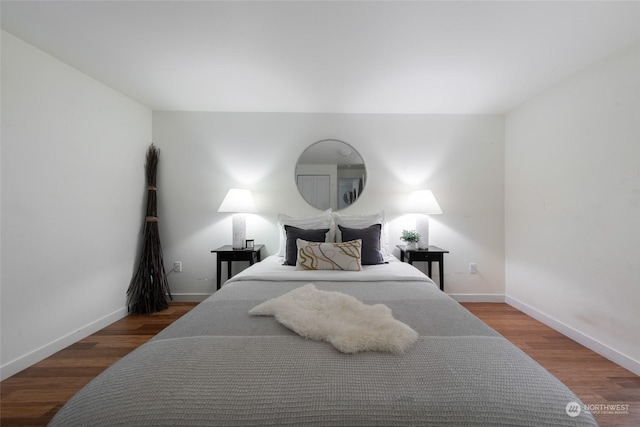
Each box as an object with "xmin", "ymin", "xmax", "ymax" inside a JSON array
[
  {"xmin": 284, "ymin": 225, "xmax": 330, "ymax": 266},
  {"xmin": 338, "ymin": 223, "xmax": 384, "ymax": 265}
]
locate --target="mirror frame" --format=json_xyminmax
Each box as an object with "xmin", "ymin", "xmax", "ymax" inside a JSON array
[{"xmin": 295, "ymin": 139, "xmax": 367, "ymax": 211}]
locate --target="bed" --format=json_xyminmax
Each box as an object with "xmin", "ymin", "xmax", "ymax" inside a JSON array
[{"xmin": 50, "ymin": 253, "xmax": 597, "ymax": 426}]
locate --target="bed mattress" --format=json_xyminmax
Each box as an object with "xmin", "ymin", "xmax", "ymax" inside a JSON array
[{"xmin": 50, "ymin": 256, "xmax": 597, "ymax": 426}]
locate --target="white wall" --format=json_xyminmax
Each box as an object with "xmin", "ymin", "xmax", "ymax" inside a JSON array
[
  {"xmin": 152, "ymin": 112, "xmax": 505, "ymax": 300},
  {"xmin": 0, "ymin": 31, "xmax": 152, "ymax": 379},
  {"xmin": 505, "ymin": 42, "xmax": 640, "ymax": 373}
]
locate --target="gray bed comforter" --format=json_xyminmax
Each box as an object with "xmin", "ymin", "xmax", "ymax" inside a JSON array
[{"xmin": 50, "ymin": 257, "xmax": 597, "ymax": 426}]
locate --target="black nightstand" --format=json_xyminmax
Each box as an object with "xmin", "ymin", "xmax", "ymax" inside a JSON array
[
  {"xmin": 397, "ymin": 245, "xmax": 449, "ymax": 291},
  {"xmin": 211, "ymin": 245, "xmax": 264, "ymax": 290}
]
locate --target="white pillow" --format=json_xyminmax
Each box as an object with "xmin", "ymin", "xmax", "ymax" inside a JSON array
[
  {"xmin": 333, "ymin": 211, "xmax": 389, "ymax": 256},
  {"xmin": 277, "ymin": 210, "xmax": 332, "ymax": 256},
  {"xmin": 296, "ymin": 239, "xmax": 362, "ymax": 271}
]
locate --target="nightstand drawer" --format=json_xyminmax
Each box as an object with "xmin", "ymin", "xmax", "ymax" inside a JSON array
[
  {"xmin": 407, "ymin": 251, "xmax": 432, "ymax": 262},
  {"xmin": 222, "ymin": 251, "xmax": 255, "ymax": 261}
]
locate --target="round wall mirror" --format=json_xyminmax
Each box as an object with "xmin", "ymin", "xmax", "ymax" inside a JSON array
[{"xmin": 295, "ymin": 139, "xmax": 367, "ymax": 211}]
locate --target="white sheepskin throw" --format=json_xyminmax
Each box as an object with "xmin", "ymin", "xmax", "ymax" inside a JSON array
[{"xmin": 249, "ymin": 284, "xmax": 418, "ymax": 354}]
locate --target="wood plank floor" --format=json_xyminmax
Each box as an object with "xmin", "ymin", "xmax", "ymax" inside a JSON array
[
  {"xmin": 461, "ymin": 303, "xmax": 639, "ymax": 427},
  {"xmin": 1, "ymin": 302, "xmax": 638, "ymax": 426},
  {"xmin": 1, "ymin": 303, "xmax": 197, "ymax": 426}
]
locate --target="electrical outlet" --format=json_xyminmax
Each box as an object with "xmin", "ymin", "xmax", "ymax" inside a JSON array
[
  {"xmin": 173, "ymin": 261, "xmax": 182, "ymax": 273},
  {"xmin": 469, "ymin": 263, "xmax": 478, "ymax": 274}
]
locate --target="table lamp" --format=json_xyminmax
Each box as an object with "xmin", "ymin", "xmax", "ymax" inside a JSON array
[
  {"xmin": 407, "ymin": 190, "xmax": 442, "ymax": 249},
  {"xmin": 217, "ymin": 189, "xmax": 256, "ymax": 249}
]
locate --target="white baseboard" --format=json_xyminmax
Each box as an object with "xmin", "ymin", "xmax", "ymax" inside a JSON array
[
  {"xmin": 506, "ymin": 296, "xmax": 640, "ymax": 376},
  {"xmin": 0, "ymin": 307, "xmax": 128, "ymax": 381},
  {"xmin": 449, "ymin": 293, "xmax": 505, "ymax": 303},
  {"xmin": 0, "ymin": 296, "xmax": 210, "ymax": 381},
  {"xmin": 170, "ymin": 293, "xmax": 211, "ymax": 302}
]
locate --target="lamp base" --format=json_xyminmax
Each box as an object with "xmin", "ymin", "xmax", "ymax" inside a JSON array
[
  {"xmin": 416, "ymin": 214, "xmax": 430, "ymax": 249},
  {"xmin": 231, "ymin": 213, "xmax": 246, "ymax": 249}
]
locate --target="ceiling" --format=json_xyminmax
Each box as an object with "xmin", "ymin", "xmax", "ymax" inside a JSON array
[{"xmin": 2, "ymin": 1, "xmax": 639, "ymax": 114}]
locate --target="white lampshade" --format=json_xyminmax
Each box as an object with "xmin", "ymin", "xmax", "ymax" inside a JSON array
[
  {"xmin": 407, "ymin": 190, "xmax": 442, "ymax": 249},
  {"xmin": 217, "ymin": 189, "xmax": 256, "ymax": 213},
  {"xmin": 407, "ymin": 190, "xmax": 442, "ymax": 214},
  {"xmin": 218, "ymin": 189, "xmax": 255, "ymax": 249}
]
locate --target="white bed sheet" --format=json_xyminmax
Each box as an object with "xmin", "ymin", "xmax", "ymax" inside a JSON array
[{"xmin": 225, "ymin": 254, "xmax": 438, "ymax": 286}]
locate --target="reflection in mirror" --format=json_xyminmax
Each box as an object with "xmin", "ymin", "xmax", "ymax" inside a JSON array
[{"xmin": 295, "ymin": 139, "xmax": 366, "ymax": 211}]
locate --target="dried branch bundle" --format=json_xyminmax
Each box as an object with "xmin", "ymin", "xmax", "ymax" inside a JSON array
[{"xmin": 127, "ymin": 144, "xmax": 172, "ymax": 314}]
